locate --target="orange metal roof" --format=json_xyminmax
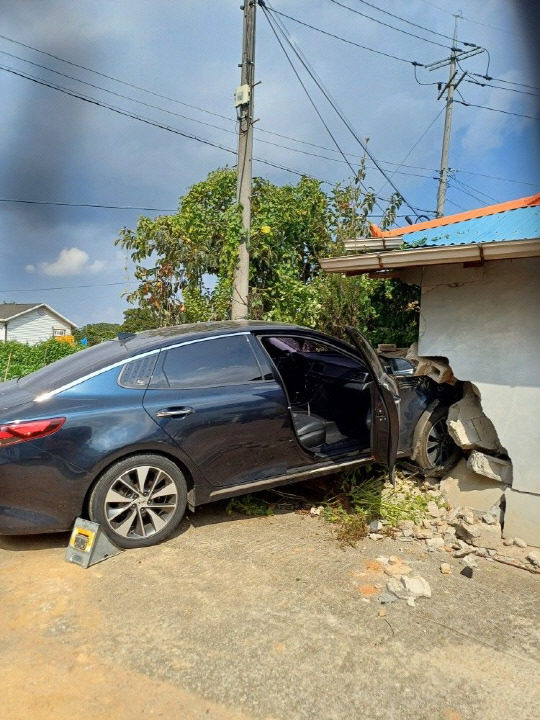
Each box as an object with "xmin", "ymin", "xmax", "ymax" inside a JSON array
[{"xmin": 378, "ymin": 194, "xmax": 540, "ymax": 237}]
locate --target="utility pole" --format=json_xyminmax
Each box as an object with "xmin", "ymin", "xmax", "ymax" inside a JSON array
[
  {"xmin": 425, "ymin": 17, "xmax": 482, "ymax": 217},
  {"xmin": 231, "ymin": 0, "xmax": 257, "ymax": 320},
  {"xmin": 436, "ymin": 19, "xmax": 458, "ymax": 217}
]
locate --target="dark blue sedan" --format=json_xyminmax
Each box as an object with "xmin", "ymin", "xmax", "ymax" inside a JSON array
[{"xmin": 0, "ymin": 321, "xmax": 460, "ymax": 547}]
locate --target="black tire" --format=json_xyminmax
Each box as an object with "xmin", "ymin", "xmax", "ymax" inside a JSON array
[
  {"xmin": 411, "ymin": 404, "xmax": 461, "ymax": 477},
  {"xmin": 89, "ymin": 454, "xmax": 187, "ymax": 549}
]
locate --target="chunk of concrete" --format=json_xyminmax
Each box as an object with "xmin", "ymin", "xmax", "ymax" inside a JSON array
[
  {"xmin": 471, "ymin": 523, "xmax": 502, "ymax": 550},
  {"xmin": 406, "ymin": 344, "xmax": 455, "ymax": 384},
  {"xmin": 467, "ymin": 451, "xmax": 512, "ymax": 485},
  {"xmin": 447, "ymin": 383, "xmax": 501, "ymax": 453},
  {"xmin": 453, "ymin": 520, "xmax": 481, "ymax": 544},
  {"xmin": 503, "ymin": 488, "xmax": 540, "ymax": 549},
  {"xmin": 440, "ymin": 459, "xmax": 505, "ymax": 512}
]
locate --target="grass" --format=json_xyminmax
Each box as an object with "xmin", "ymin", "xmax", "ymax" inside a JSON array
[
  {"xmin": 322, "ymin": 466, "xmax": 447, "ymax": 546},
  {"xmin": 226, "ymin": 494, "xmax": 275, "ymax": 517}
]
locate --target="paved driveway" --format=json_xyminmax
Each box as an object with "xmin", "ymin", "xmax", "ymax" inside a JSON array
[{"xmin": 1, "ymin": 503, "xmax": 539, "ymax": 720}]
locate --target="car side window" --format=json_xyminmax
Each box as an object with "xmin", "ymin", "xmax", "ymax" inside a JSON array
[{"xmin": 150, "ymin": 335, "xmax": 263, "ymax": 389}]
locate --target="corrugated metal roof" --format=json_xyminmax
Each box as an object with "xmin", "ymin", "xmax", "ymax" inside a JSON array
[{"xmin": 401, "ymin": 205, "xmax": 540, "ymax": 248}]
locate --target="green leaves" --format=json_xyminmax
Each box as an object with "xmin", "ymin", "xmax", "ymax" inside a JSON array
[{"xmin": 116, "ymin": 163, "xmax": 419, "ymax": 347}]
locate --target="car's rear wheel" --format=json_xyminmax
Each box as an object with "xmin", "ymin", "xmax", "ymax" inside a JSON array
[
  {"xmin": 412, "ymin": 405, "xmax": 461, "ymax": 477},
  {"xmin": 89, "ymin": 454, "xmax": 187, "ymax": 548}
]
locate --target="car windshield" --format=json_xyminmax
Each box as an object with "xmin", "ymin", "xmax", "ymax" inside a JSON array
[{"xmin": 16, "ymin": 340, "xmax": 129, "ymax": 393}]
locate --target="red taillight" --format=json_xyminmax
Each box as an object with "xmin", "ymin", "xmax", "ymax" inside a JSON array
[{"xmin": 0, "ymin": 417, "xmax": 66, "ymax": 447}]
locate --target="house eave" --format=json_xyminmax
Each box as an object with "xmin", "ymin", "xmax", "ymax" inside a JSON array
[{"xmin": 320, "ymin": 238, "xmax": 540, "ymax": 275}]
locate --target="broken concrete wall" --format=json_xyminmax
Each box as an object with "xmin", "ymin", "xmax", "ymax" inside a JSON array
[{"xmin": 401, "ymin": 257, "xmax": 540, "ymax": 547}]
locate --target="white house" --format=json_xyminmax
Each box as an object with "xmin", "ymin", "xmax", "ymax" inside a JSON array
[
  {"xmin": 0, "ymin": 303, "xmax": 77, "ymax": 345},
  {"xmin": 321, "ymin": 194, "xmax": 540, "ymax": 546}
]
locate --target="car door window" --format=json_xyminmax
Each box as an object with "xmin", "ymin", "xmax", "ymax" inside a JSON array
[{"xmin": 150, "ymin": 335, "xmax": 263, "ymax": 389}]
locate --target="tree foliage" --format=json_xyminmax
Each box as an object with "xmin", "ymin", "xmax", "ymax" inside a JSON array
[
  {"xmin": 116, "ymin": 165, "xmax": 420, "ymax": 347},
  {"xmin": 0, "ymin": 339, "xmax": 80, "ymax": 381}
]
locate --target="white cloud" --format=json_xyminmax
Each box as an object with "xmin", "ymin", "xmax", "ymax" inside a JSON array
[
  {"xmin": 25, "ymin": 264, "xmax": 36, "ymax": 272},
  {"xmin": 38, "ymin": 247, "xmax": 107, "ymax": 276}
]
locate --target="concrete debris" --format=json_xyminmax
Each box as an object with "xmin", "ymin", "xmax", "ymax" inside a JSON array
[
  {"xmin": 309, "ymin": 506, "xmax": 324, "ymax": 517},
  {"xmin": 387, "ymin": 556, "xmax": 401, "ymax": 565},
  {"xmin": 368, "ymin": 533, "xmax": 384, "ymax": 541},
  {"xmin": 379, "ymin": 593, "xmax": 398, "ymax": 605},
  {"xmin": 453, "ymin": 545, "xmax": 477, "ymax": 559},
  {"xmin": 397, "ymin": 520, "xmax": 415, "ymax": 531},
  {"xmin": 406, "ymin": 597, "xmax": 416, "ymax": 607},
  {"xmin": 471, "ymin": 523, "xmax": 502, "ymax": 550},
  {"xmin": 467, "ymin": 451, "xmax": 512, "ymax": 485},
  {"xmin": 526, "ymin": 552, "xmax": 540, "ymax": 568},
  {"xmin": 440, "ymin": 460, "xmax": 505, "ymax": 512},
  {"xmin": 400, "ymin": 528, "xmax": 414, "ymax": 538},
  {"xmin": 461, "ymin": 554, "xmax": 478, "ymax": 569},
  {"xmin": 480, "ymin": 512, "xmax": 497, "ymax": 525},
  {"xmin": 406, "ymin": 344, "xmax": 455, "ymax": 384},
  {"xmin": 453, "ymin": 520, "xmax": 481, "ymax": 544},
  {"xmin": 369, "ymin": 519, "xmax": 383, "ymax": 533},
  {"xmin": 503, "ymin": 538, "xmax": 514, "ymax": 546},
  {"xmin": 440, "ymin": 563, "xmax": 452, "ymax": 574},
  {"xmin": 427, "ymin": 501, "xmax": 441, "ymax": 518},
  {"xmin": 513, "ymin": 537, "xmax": 528, "ymax": 549},
  {"xmin": 426, "ymin": 537, "xmax": 445, "ymax": 552},
  {"xmin": 375, "ymin": 556, "xmax": 389, "ymax": 565},
  {"xmin": 447, "ymin": 383, "xmax": 501, "ymax": 453},
  {"xmin": 384, "ymin": 562, "xmax": 412, "ymax": 577},
  {"xmin": 386, "ymin": 574, "xmax": 432, "ymax": 602}
]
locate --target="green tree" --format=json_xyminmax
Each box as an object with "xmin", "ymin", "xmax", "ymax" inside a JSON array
[
  {"xmin": 121, "ymin": 308, "xmax": 161, "ymax": 333},
  {"xmin": 74, "ymin": 323, "xmax": 121, "ymax": 346},
  {"xmin": 116, "ymin": 165, "xmax": 420, "ymax": 347}
]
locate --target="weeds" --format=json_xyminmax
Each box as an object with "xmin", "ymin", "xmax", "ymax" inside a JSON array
[
  {"xmin": 322, "ymin": 466, "xmax": 446, "ymax": 546},
  {"xmin": 226, "ymin": 494, "xmax": 274, "ymax": 517}
]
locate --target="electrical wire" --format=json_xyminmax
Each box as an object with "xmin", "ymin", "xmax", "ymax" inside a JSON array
[
  {"xmin": 469, "ymin": 72, "xmax": 540, "ymax": 92},
  {"xmin": 327, "ymin": 0, "xmax": 462, "ymax": 50},
  {"xmin": 463, "ymin": 74, "xmax": 540, "ymax": 99},
  {"xmin": 264, "ymin": 3, "xmax": 419, "ymax": 213},
  {"xmin": 0, "ymin": 198, "xmax": 175, "ymax": 211},
  {"xmin": 0, "ymin": 48, "xmax": 240, "ymax": 135},
  {"xmin": 450, "ymin": 175, "xmax": 500, "ymax": 204},
  {"xmin": 0, "ymin": 33, "xmax": 235, "ymax": 123},
  {"xmin": 377, "ymin": 106, "xmax": 445, "ymax": 194},
  {"xmin": 354, "ymin": 0, "xmax": 476, "ymax": 46},
  {"xmin": 266, "ymin": 8, "xmax": 422, "ymax": 65},
  {"xmin": 0, "ymin": 63, "xmax": 332, "ymax": 183},
  {"xmin": 415, "ymin": 0, "xmax": 518, "ymax": 37},
  {"xmin": 454, "ymin": 98, "xmax": 539, "ymax": 121},
  {"xmin": 0, "ymin": 281, "xmax": 136, "ymax": 293}
]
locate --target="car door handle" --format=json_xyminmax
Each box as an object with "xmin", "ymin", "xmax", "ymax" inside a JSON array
[{"xmin": 155, "ymin": 407, "xmax": 194, "ymax": 418}]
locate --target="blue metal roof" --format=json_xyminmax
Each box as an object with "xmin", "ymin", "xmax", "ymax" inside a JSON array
[{"xmin": 402, "ymin": 205, "xmax": 540, "ymax": 248}]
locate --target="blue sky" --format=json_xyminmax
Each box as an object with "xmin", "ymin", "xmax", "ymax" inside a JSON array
[{"xmin": 0, "ymin": 0, "xmax": 538, "ymax": 327}]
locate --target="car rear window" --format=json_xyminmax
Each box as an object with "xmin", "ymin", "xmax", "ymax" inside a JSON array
[{"xmin": 16, "ymin": 340, "xmax": 129, "ymax": 393}]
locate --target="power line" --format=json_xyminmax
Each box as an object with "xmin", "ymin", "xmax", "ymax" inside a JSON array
[
  {"xmin": 0, "ymin": 33, "xmax": 235, "ymax": 123},
  {"xmin": 260, "ymin": 9, "xmax": 363, "ymax": 185},
  {"xmin": 464, "ymin": 74, "xmax": 540, "ymax": 99},
  {"xmin": 454, "ymin": 98, "xmax": 539, "ymax": 121},
  {"xmin": 377, "ymin": 106, "xmax": 445, "ymax": 194},
  {"xmin": 327, "ymin": 0, "xmax": 462, "ymax": 50},
  {"xmin": 0, "ymin": 280, "xmax": 136, "ymax": 293},
  {"xmin": 263, "ymin": 4, "xmax": 419, "ymax": 213},
  {"xmin": 267, "ymin": 8, "xmax": 421, "ymax": 65},
  {"xmin": 0, "ymin": 198, "xmax": 175, "ymax": 211},
  {"xmin": 0, "ymin": 48, "xmax": 240, "ymax": 136},
  {"xmin": 469, "ymin": 72, "xmax": 540, "ymax": 92},
  {"xmin": 0, "ymin": 63, "xmax": 331, "ymax": 183},
  {"xmin": 450, "ymin": 176, "xmax": 500, "ymax": 204},
  {"xmin": 415, "ymin": 0, "xmax": 518, "ymax": 37},
  {"xmin": 355, "ymin": 0, "xmax": 475, "ymax": 45}
]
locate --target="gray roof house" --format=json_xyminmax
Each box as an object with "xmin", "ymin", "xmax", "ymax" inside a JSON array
[{"xmin": 0, "ymin": 303, "xmax": 77, "ymax": 345}]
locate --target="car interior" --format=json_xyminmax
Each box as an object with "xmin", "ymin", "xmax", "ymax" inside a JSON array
[{"xmin": 261, "ymin": 335, "xmax": 373, "ymax": 457}]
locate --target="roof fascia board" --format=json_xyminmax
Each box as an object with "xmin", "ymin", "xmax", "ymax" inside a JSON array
[{"xmin": 320, "ymin": 238, "xmax": 540, "ymax": 274}]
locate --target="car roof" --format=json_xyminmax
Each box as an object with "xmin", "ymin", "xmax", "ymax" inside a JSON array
[{"xmin": 119, "ymin": 320, "xmax": 304, "ymax": 355}]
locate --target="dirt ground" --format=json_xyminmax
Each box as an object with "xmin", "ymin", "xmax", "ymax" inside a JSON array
[{"xmin": 1, "ymin": 501, "xmax": 539, "ymax": 720}]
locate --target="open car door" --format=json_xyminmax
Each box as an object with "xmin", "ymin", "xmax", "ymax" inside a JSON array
[{"xmin": 345, "ymin": 326, "xmax": 400, "ymax": 472}]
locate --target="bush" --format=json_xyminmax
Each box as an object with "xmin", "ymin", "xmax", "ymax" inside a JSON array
[{"xmin": 0, "ymin": 339, "xmax": 81, "ymax": 381}]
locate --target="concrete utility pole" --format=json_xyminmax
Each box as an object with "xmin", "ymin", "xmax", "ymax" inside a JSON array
[
  {"xmin": 231, "ymin": 0, "xmax": 257, "ymax": 320},
  {"xmin": 436, "ymin": 18, "xmax": 459, "ymax": 217},
  {"xmin": 426, "ymin": 17, "xmax": 482, "ymax": 217}
]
